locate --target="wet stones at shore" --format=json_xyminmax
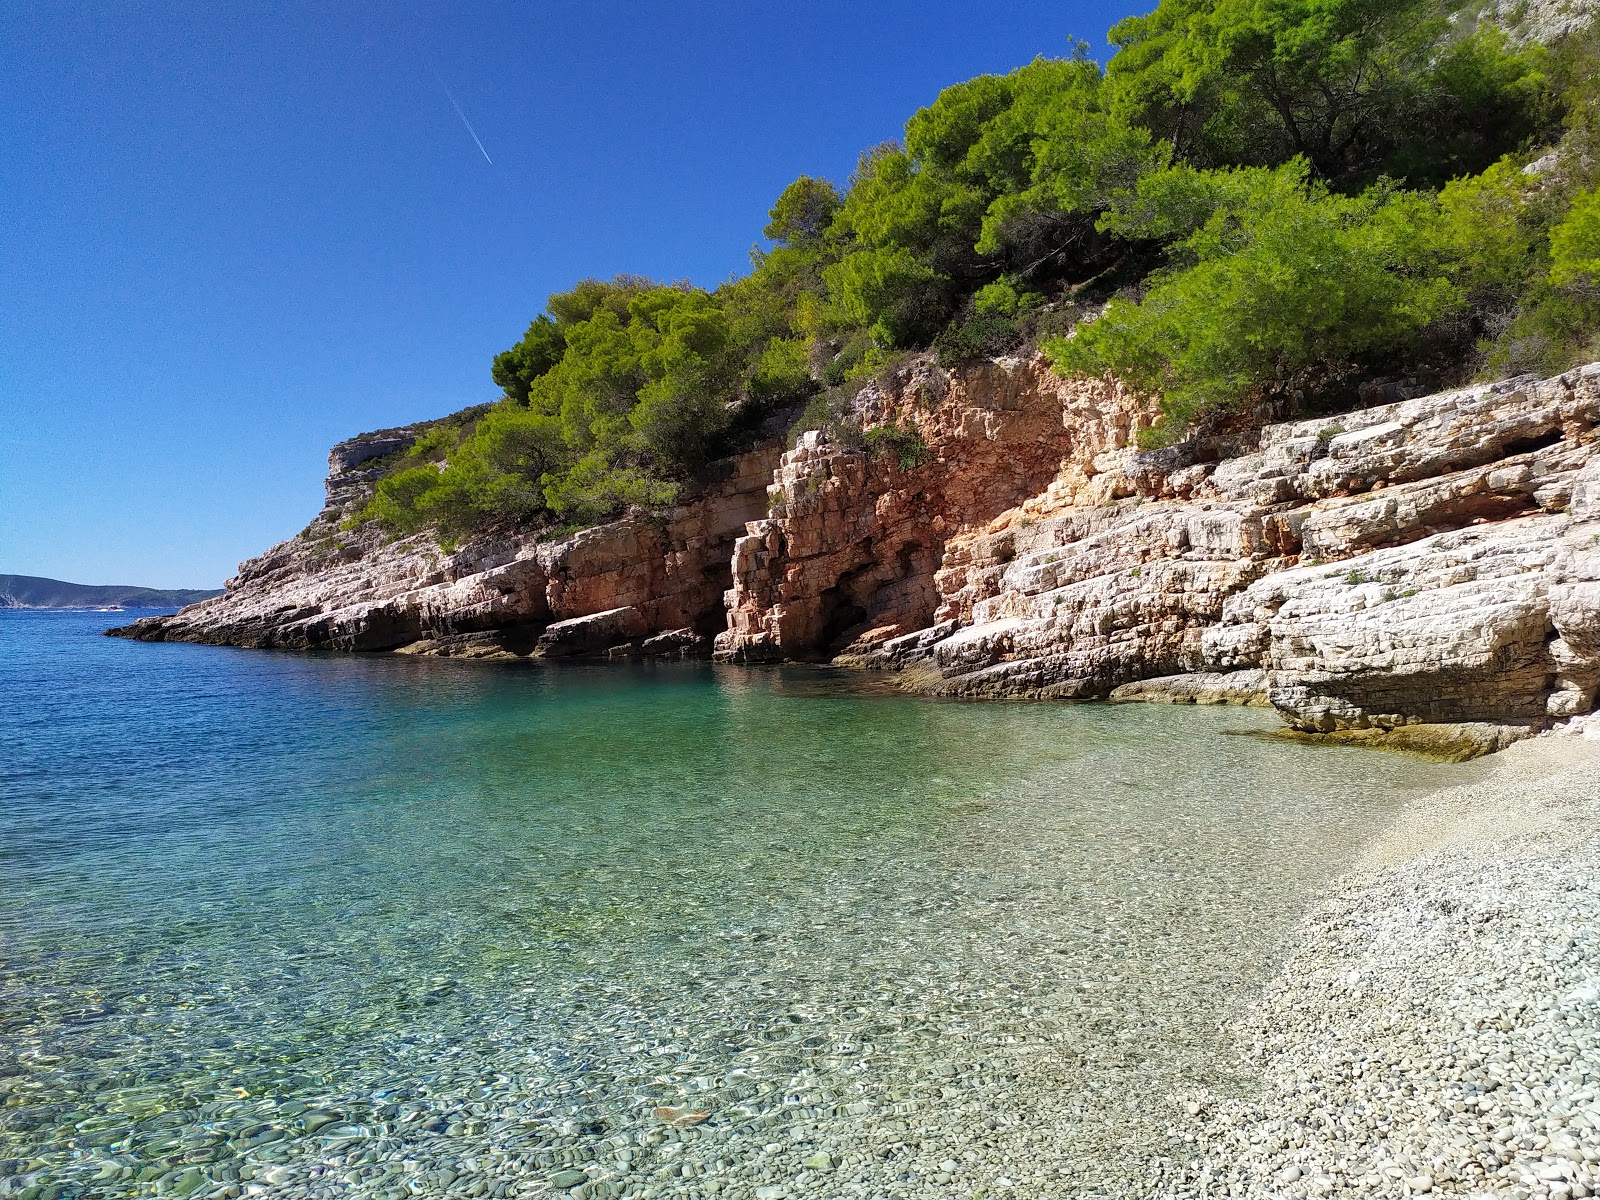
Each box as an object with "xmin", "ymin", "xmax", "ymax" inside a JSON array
[
  {"xmin": 1107, "ymin": 671, "xmax": 1270, "ymax": 707},
  {"xmin": 1268, "ymin": 719, "xmax": 1540, "ymax": 762},
  {"xmin": 535, "ymin": 608, "xmax": 650, "ymax": 658}
]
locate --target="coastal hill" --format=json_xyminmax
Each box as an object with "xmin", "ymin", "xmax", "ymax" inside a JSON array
[
  {"xmin": 2, "ymin": 574, "xmax": 221, "ymax": 609},
  {"xmin": 112, "ymin": 0, "xmax": 1600, "ymax": 760},
  {"xmin": 111, "ymin": 357, "xmax": 1600, "ymax": 761}
]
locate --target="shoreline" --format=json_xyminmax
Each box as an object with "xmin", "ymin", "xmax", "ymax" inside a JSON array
[
  {"xmin": 97, "ymin": 622, "xmax": 1544, "ymax": 764},
  {"xmin": 1152, "ymin": 731, "xmax": 1600, "ymax": 1199},
  {"xmin": 19, "ymin": 615, "xmax": 1600, "ymax": 1198}
]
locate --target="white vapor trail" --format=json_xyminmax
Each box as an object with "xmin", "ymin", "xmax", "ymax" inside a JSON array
[{"xmin": 428, "ymin": 63, "xmax": 492, "ymax": 165}]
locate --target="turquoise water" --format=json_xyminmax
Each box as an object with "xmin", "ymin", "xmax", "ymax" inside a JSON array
[{"xmin": 1, "ymin": 611, "xmax": 1477, "ymax": 1199}]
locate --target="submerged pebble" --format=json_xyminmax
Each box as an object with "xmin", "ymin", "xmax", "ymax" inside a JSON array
[{"xmin": 1, "ymin": 621, "xmax": 1485, "ymax": 1198}]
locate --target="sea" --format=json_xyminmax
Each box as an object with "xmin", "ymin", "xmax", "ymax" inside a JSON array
[{"xmin": 0, "ymin": 609, "xmax": 1480, "ymax": 1199}]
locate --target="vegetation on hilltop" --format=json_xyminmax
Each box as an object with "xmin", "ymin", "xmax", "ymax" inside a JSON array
[{"xmin": 364, "ymin": 0, "xmax": 1600, "ymax": 537}]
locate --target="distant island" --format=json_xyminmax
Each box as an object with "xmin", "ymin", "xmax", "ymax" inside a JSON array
[{"xmin": 0, "ymin": 574, "xmax": 220, "ymax": 610}]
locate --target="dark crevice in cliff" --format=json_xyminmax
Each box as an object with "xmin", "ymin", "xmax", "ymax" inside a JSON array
[
  {"xmin": 817, "ymin": 564, "xmax": 873, "ymax": 657},
  {"xmin": 1500, "ymin": 427, "xmax": 1567, "ymax": 458}
]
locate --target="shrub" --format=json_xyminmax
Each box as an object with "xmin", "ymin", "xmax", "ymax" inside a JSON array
[
  {"xmin": 748, "ymin": 336, "xmax": 818, "ymax": 404},
  {"xmin": 862, "ymin": 424, "xmax": 933, "ymax": 470},
  {"xmin": 788, "ymin": 393, "xmax": 836, "ymax": 444},
  {"xmin": 540, "ymin": 457, "xmax": 679, "ymax": 524},
  {"xmin": 1485, "ymin": 186, "xmax": 1600, "ymax": 375},
  {"xmin": 1551, "ymin": 188, "xmax": 1600, "ymax": 288},
  {"xmin": 787, "ymin": 389, "xmax": 866, "ymax": 451},
  {"xmin": 1048, "ymin": 160, "xmax": 1482, "ymax": 439},
  {"xmin": 841, "ymin": 345, "xmax": 901, "ymax": 385},
  {"xmin": 360, "ymin": 465, "xmax": 443, "ymax": 535},
  {"xmin": 934, "ymin": 314, "xmax": 1024, "ymax": 365},
  {"xmin": 823, "ymin": 331, "xmax": 874, "ymax": 385},
  {"xmin": 822, "ymin": 247, "xmax": 953, "ymax": 348},
  {"xmin": 973, "ymin": 280, "xmax": 1045, "ymax": 316}
]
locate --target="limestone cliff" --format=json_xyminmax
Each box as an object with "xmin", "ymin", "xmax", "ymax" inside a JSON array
[
  {"xmin": 113, "ymin": 356, "xmax": 1102, "ymax": 664},
  {"xmin": 842, "ymin": 362, "xmax": 1600, "ymax": 742},
  {"xmin": 114, "ymin": 356, "xmax": 1600, "ymax": 753},
  {"xmin": 715, "ymin": 354, "xmax": 1144, "ymax": 662},
  {"xmin": 113, "ymin": 423, "xmax": 784, "ymax": 660}
]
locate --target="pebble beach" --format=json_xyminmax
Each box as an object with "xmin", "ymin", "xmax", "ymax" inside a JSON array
[{"xmin": 1160, "ymin": 730, "xmax": 1600, "ymax": 1200}]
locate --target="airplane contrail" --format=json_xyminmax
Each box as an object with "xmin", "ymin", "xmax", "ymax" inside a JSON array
[{"xmin": 428, "ymin": 63, "xmax": 492, "ymax": 165}]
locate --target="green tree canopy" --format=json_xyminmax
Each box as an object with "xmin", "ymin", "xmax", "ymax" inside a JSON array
[
  {"xmin": 763, "ymin": 176, "xmax": 842, "ymax": 247},
  {"xmin": 1105, "ymin": 0, "xmax": 1550, "ymax": 190},
  {"xmin": 1048, "ymin": 158, "xmax": 1530, "ymax": 438},
  {"xmin": 1551, "ymin": 187, "xmax": 1600, "ymax": 286},
  {"xmin": 361, "ymin": 0, "xmax": 1599, "ymax": 542}
]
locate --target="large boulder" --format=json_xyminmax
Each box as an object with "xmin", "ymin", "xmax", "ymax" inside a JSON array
[{"xmin": 534, "ymin": 607, "xmax": 650, "ymax": 657}]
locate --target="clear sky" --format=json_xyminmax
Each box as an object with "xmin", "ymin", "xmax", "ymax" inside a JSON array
[{"xmin": 1, "ymin": 1, "xmax": 1140, "ymax": 588}]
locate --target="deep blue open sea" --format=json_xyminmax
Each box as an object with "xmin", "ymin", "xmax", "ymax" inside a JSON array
[{"xmin": 0, "ymin": 610, "xmax": 1479, "ymax": 1199}]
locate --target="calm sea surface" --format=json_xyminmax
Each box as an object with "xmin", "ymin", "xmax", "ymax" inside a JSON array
[{"xmin": 0, "ymin": 610, "xmax": 1478, "ymax": 1199}]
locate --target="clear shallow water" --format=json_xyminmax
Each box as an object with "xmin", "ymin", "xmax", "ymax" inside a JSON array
[{"xmin": 0, "ymin": 611, "xmax": 1480, "ymax": 1200}]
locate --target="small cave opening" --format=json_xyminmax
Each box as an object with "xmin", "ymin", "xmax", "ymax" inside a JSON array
[
  {"xmin": 817, "ymin": 565, "xmax": 872, "ymax": 657},
  {"xmin": 693, "ymin": 546, "xmax": 740, "ymax": 638},
  {"xmin": 1500, "ymin": 427, "xmax": 1566, "ymax": 458}
]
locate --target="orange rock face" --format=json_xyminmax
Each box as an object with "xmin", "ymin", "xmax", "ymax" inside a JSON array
[{"xmin": 714, "ymin": 353, "xmax": 1148, "ymax": 661}]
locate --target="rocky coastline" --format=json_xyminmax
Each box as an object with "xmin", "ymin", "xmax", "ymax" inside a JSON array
[
  {"xmin": 112, "ymin": 355, "xmax": 1600, "ymax": 759},
  {"xmin": 99, "ymin": 357, "xmax": 1600, "ymax": 1199}
]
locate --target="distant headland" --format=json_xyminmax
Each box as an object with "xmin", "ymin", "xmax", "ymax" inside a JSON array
[{"xmin": 0, "ymin": 574, "xmax": 222, "ymax": 610}]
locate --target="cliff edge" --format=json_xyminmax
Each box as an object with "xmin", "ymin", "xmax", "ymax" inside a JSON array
[{"xmin": 114, "ymin": 357, "xmax": 1600, "ymax": 754}]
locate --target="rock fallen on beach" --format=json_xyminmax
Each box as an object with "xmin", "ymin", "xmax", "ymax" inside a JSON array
[{"xmin": 652, "ymin": 1105, "xmax": 711, "ymax": 1127}]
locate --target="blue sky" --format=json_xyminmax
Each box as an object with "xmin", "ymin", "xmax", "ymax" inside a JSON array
[{"xmin": 1, "ymin": 1, "xmax": 1139, "ymax": 588}]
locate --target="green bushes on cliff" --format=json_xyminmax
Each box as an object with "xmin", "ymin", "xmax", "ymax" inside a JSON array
[
  {"xmin": 1102, "ymin": 0, "xmax": 1550, "ymax": 190},
  {"xmin": 1050, "ymin": 9, "xmax": 1600, "ymax": 440},
  {"xmin": 361, "ymin": 0, "xmax": 1600, "ymax": 539},
  {"xmin": 1487, "ymin": 185, "xmax": 1600, "ymax": 375},
  {"xmin": 1046, "ymin": 156, "xmax": 1571, "ymax": 442},
  {"xmin": 365, "ymin": 279, "xmax": 752, "ymax": 531},
  {"xmin": 1049, "ymin": 162, "xmax": 1448, "ymax": 439},
  {"xmin": 862, "ymin": 424, "xmax": 933, "ymax": 471}
]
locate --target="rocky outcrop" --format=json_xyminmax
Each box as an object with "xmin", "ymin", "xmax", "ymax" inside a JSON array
[
  {"xmin": 1487, "ymin": 0, "xmax": 1598, "ymax": 43},
  {"xmin": 1107, "ymin": 671, "xmax": 1271, "ymax": 706},
  {"xmin": 714, "ymin": 354, "xmax": 1148, "ymax": 662},
  {"xmin": 112, "ymin": 426, "xmax": 783, "ymax": 659},
  {"xmin": 861, "ymin": 363, "xmax": 1600, "ymax": 740},
  {"xmin": 115, "ymin": 352, "xmax": 1600, "ymax": 751}
]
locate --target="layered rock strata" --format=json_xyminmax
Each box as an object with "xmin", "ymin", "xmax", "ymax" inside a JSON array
[
  {"xmin": 715, "ymin": 354, "xmax": 1146, "ymax": 661},
  {"xmin": 113, "ymin": 424, "xmax": 784, "ymax": 660},
  {"xmin": 117, "ymin": 355, "xmax": 1128, "ymax": 666},
  {"xmin": 116, "ymin": 356, "xmax": 1600, "ymax": 745},
  {"xmin": 857, "ymin": 364, "xmax": 1600, "ymax": 736}
]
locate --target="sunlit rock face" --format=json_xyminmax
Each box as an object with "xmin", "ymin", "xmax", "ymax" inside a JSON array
[
  {"xmin": 115, "ymin": 355, "xmax": 1600, "ymax": 744},
  {"xmin": 868, "ymin": 362, "xmax": 1600, "ymax": 736},
  {"xmin": 714, "ymin": 353, "xmax": 1147, "ymax": 663},
  {"xmin": 112, "ymin": 426, "xmax": 784, "ymax": 660}
]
